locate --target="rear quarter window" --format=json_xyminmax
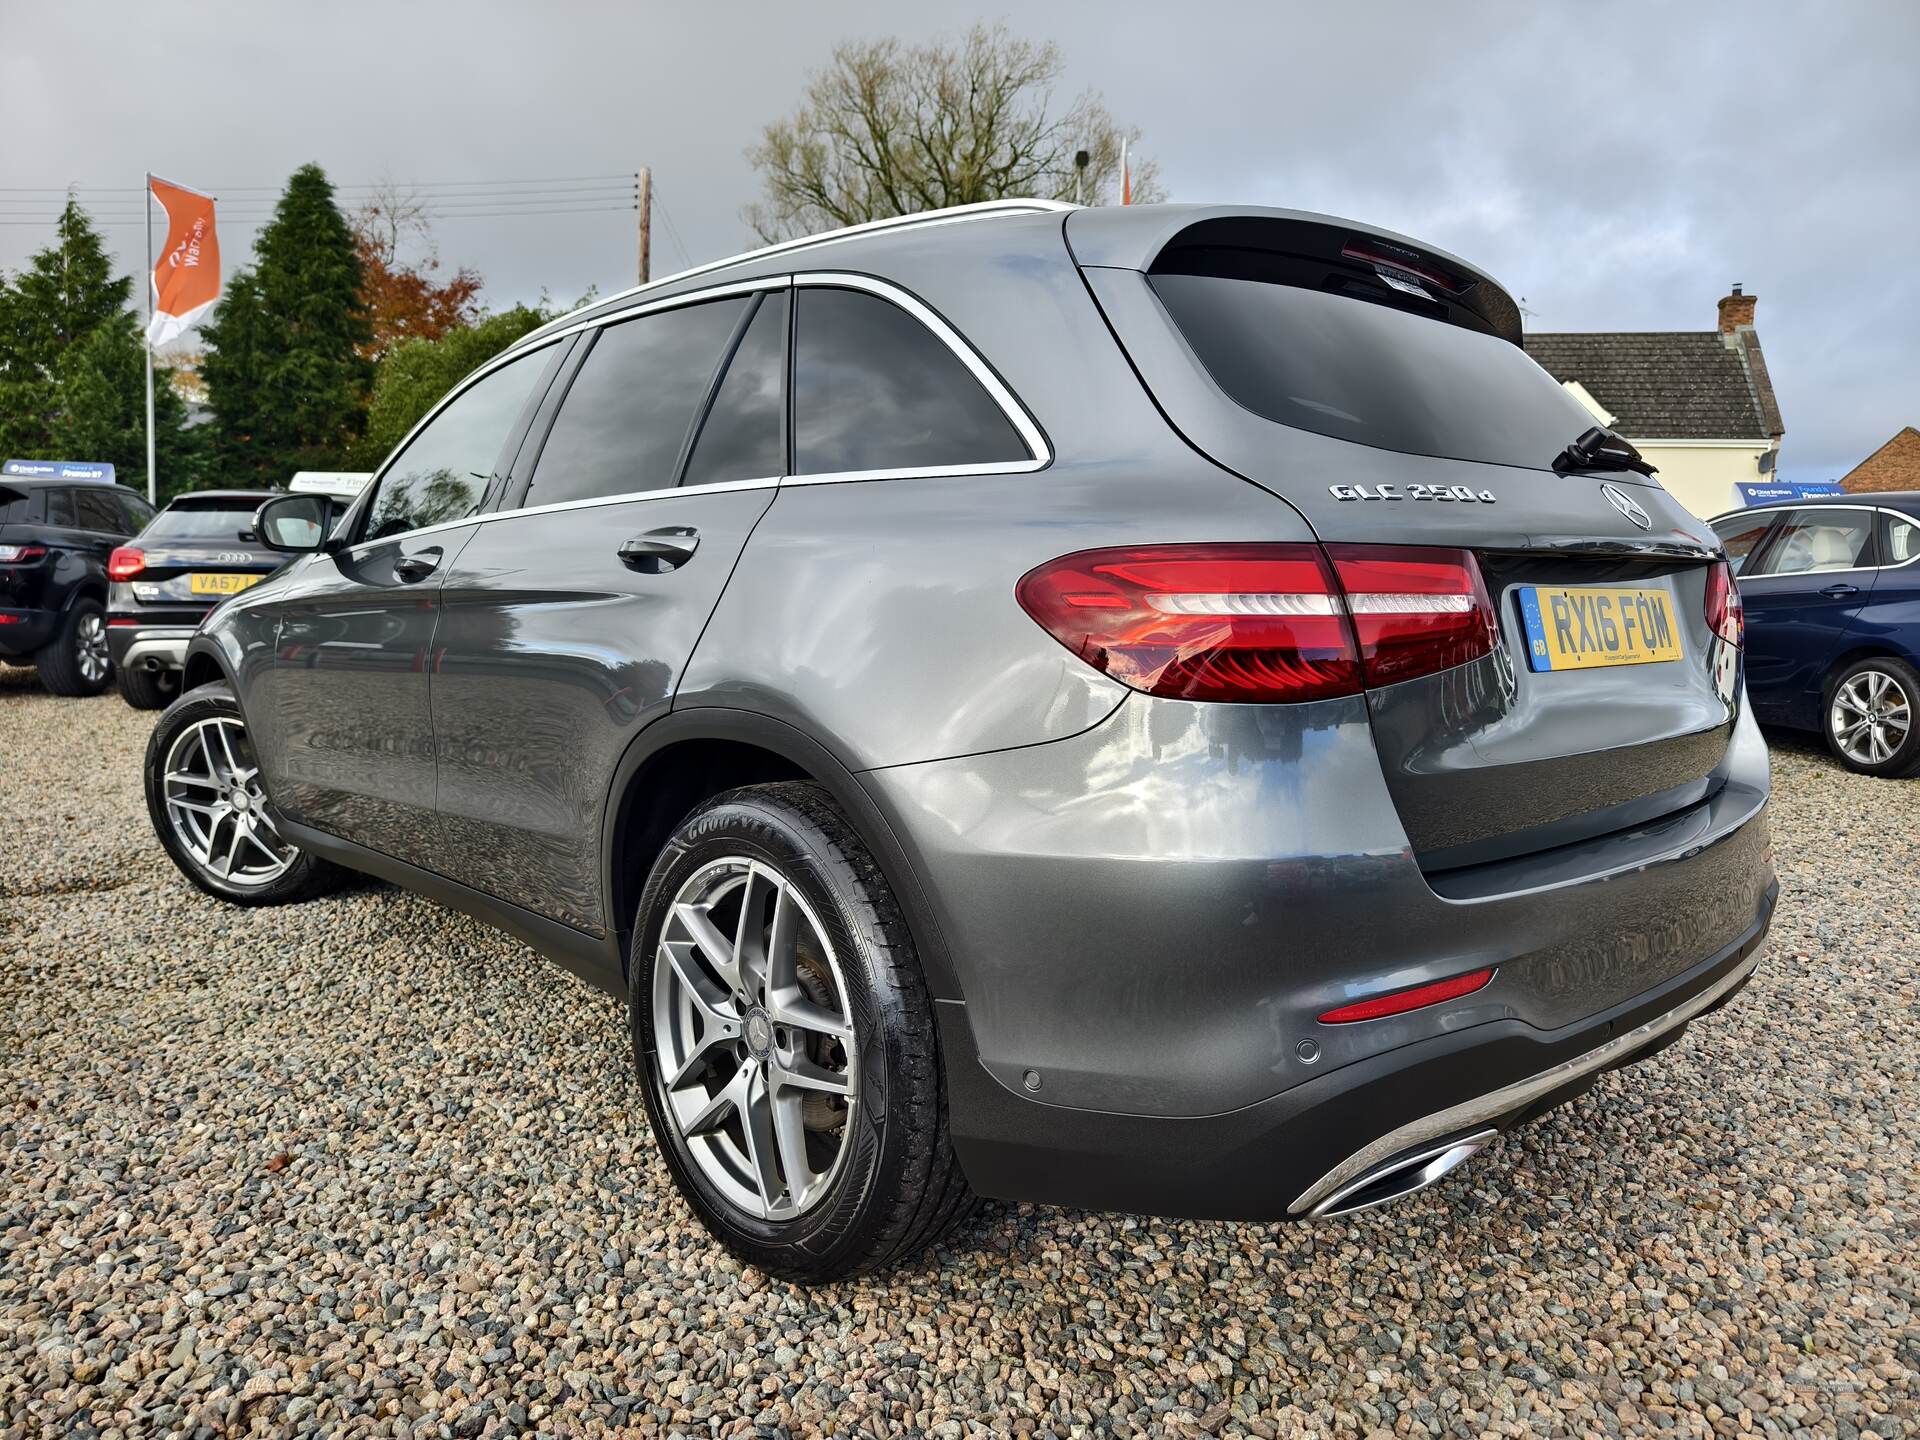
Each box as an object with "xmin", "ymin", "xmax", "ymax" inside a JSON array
[
  {"xmin": 1149, "ymin": 266, "xmax": 1596, "ymax": 471},
  {"xmin": 791, "ymin": 286, "xmax": 1029, "ymax": 476}
]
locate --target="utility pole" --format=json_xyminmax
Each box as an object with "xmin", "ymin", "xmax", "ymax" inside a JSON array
[{"xmin": 636, "ymin": 167, "xmax": 651, "ymax": 285}]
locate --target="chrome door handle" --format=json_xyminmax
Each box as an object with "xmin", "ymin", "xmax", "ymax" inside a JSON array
[
  {"xmin": 618, "ymin": 527, "xmax": 700, "ymax": 573},
  {"xmin": 394, "ymin": 549, "xmax": 442, "ymax": 583},
  {"xmin": 1818, "ymin": 583, "xmax": 1860, "ymax": 598}
]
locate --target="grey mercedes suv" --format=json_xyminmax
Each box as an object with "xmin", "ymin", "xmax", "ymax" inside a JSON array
[{"xmin": 144, "ymin": 201, "xmax": 1776, "ymax": 1280}]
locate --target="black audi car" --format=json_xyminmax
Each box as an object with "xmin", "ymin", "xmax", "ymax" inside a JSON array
[{"xmin": 107, "ymin": 490, "xmax": 287, "ymax": 708}]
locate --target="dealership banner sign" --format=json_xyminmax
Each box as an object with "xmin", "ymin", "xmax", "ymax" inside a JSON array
[
  {"xmin": 3, "ymin": 459, "xmax": 116, "ymax": 482},
  {"xmin": 1736, "ymin": 482, "xmax": 1844, "ymax": 506},
  {"xmin": 145, "ymin": 177, "xmax": 220, "ymax": 348}
]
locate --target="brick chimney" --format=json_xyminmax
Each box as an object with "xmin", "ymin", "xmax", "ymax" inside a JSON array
[{"xmin": 1718, "ymin": 283, "xmax": 1757, "ymax": 333}]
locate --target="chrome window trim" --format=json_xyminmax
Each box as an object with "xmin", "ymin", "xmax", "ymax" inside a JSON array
[
  {"xmin": 513, "ymin": 276, "xmax": 789, "ymax": 351},
  {"xmin": 340, "ymin": 264, "xmax": 1054, "ymax": 555},
  {"xmin": 786, "ymin": 271, "xmax": 1051, "ymax": 481},
  {"xmin": 1715, "ymin": 503, "xmax": 1920, "ymax": 578},
  {"xmin": 513, "ymin": 198, "xmax": 1074, "ymax": 349},
  {"xmin": 344, "ymin": 476, "xmax": 781, "ymax": 551},
  {"xmin": 342, "ymin": 280, "xmax": 790, "ymax": 558}
]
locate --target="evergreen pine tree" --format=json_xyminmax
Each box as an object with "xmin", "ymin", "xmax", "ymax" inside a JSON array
[
  {"xmin": 0, "ymin": 199, "xmax": 196, "ymax": 495},
  {"xmin": 0, "ymin": 200, "xmax": 132, "ymax": 462},
  {"xmin": 199, "ymin": 266, "xmax": 271, "ymax": 478},
  {"xmin": 52, "ymin": 313, "xmax": 202, "ymax": 500},
  {"xmin": 205, "ymin": 164, "xmax": 371, "ymax": 477}
]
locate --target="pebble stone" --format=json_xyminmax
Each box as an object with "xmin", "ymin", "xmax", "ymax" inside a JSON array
[{"xmin": 1, "ymin": 669, "xmax": 1915, "ymax": 1439}]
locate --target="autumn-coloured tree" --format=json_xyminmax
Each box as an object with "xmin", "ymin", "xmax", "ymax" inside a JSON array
[
  {"xmin": 744, "ymin": 23, "xmax": 1163, "ymax": 242},
  {"xmin": 352, "ymin": 182, "xmax": 483, "ymax": 360}
]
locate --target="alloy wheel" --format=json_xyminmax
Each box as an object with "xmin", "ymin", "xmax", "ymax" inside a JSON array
[
  {"xmin": 160, "ymin": 717, "xmax": 297, "ymax": 887},
  {"xmin": 1830, "ymin": 669, "xmax": 1912, "ymax": 767},
  {"xmin": 652, "ymin": 857, "xmax": 859, "ymax": 1222},
  {"xmin": 76, "ymin": 611, "xmax": 109, "ymax": 684}
]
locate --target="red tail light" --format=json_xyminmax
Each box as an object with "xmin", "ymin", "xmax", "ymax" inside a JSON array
[
  {"xmin": 1326, "ymin": 545, "xmax": 1498, "ymax": 686},
  {"xmin": 108, "ymin": 547, "xmax": 146, "ymax": 580},
  {"xmin": 1318, "ymin": 967, "xmax": 1494, "ymax": 1024},
  {"xmin": 1016, "ymin": 543, "xmax": 1495, "ymax": 703},
  {"xmin": 1704, "ymin": 559, "xmax": 1743, "ymax": 649},
  {"xmin": 0, "ymin": 543, "xmax": 47, "ymax": 563}
]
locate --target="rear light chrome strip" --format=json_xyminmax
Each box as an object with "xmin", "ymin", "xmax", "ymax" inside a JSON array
[{"xmin": 1289, "ymin": 945, "xmax": 1765, "ymax": 1216}]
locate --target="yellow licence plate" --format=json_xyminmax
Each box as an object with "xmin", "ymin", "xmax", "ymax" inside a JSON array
[
  {"xmin": 1517, "ymin": 584, "xmax": 1683, "ymax": 672},
  {"xmin": 189, "ymin": 572, "xmax": 262, "ymax": 596}
]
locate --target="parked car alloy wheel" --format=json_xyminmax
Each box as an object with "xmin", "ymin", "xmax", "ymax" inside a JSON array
[
  {"xmin": 1825, "ymin": 657, "xmax": 1920, "ymax": 777},
  {"xmin": 36, "ymin": 598, "xmax": 113, "ymax": 697},
  {"xmin": 144, "ymin": 683, "xmax": 345, "ymax": 905},
  {"xmin": 632, "ymin": 784, "xmax": 975, "ymax": 1282}
]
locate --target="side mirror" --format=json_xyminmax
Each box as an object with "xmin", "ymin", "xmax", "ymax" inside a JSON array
[{"xmin": 255, "ymin": 494, "xmax": 339, "ymax": 554}]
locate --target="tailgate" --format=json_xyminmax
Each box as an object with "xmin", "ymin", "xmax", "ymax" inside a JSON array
[{"xmin": 1075, "ymin": 214, "xmax": 1739, "ymax": 871}]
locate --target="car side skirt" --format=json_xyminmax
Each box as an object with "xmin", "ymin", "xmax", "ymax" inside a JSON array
[{"xmin": 275, "ymin": 814, "xmax": 626, "ymax": 997}]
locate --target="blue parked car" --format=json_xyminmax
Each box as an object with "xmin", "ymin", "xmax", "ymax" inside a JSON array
[{"xmin": 1710, "ymin": 492, "xmax": 1920, "ymax": 776}]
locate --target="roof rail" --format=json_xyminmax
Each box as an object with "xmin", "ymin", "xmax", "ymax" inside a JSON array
[{"xmin": 515, "ymin": 198, "xmax": 1076, "ymax": 347}]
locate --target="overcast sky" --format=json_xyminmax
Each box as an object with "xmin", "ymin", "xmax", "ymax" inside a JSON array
[{"xmin": 5, "ymin": 1, "xmax": 1915, "ymax": 483}]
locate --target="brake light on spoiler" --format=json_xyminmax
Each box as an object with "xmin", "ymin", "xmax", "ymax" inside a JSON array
[{"xmin": 1016, "ymin": 543, "xmax": 1498, "ymax": 703}]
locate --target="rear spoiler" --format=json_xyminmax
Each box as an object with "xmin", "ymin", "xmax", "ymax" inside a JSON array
[{"xmin": 1066, "ymin": 204, "xmax": 1524, "ymax": 346}]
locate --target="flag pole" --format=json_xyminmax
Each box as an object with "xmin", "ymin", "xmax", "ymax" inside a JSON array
[{"xmin": 142, "ymin": 172, "xmax": 156, "ymax": 505}]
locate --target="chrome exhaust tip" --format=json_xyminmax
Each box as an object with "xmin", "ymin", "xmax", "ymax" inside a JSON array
[{"xmin": 1310, "ymin": 1128, "xmax": 1498, "ymax": 1218}]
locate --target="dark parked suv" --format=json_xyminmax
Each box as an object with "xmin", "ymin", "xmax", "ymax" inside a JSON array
[
  {"xmin": 0, "ymin": 474, "xmax": 153, "ymax": 694},
  {"xmin": 107, "ymin": 489, "xmax": 288, "ymax": 709},
  {"xmin": 145, "ymin": 201, "xmax": 1776, "ymax": 1279}
]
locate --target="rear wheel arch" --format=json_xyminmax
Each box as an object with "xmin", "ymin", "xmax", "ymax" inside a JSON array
[
  {"xmin": 600, "ymin": 708, "xmax": 962, "ymax": 1002},
  {"xmin": 182, "ymin": 644, "xmax": 229, "ymax": 694}
]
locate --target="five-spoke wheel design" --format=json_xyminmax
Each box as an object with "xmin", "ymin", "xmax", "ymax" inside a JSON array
[
  {"xmin": 651, "ymin": 857, "xmax": 858, "ymax": 1222},
  {"xmin": 160, "ymin": 716, "xmax": 297, "ymax": 887},
  {"xmin": 1829, "ymin": 666, "xmax": 1912, "ymax": 768}
]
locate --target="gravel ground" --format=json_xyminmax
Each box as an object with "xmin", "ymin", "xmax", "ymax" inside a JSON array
[{"xmin": 2, "ymin": 668, "xmax": 1915, "ymax": 1440}]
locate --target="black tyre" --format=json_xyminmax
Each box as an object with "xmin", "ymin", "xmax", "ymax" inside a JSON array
[
  {"xmin": 1823, "ymin": 656, "xmax": 1920, "ymax": 778},
  {"xmin": 631, "ymin": 782, "xmax": 975, "ymax": 1282},
  {"xmin": 144, "ymin": 682, "xmax": 346, "ymax": 905},
  {"xmin": 118, "ymin": 664, "xmax": 180, "ymax": 710},
  {"xmin": 35, "ymin": 597, "xmax": 112, "ymax": 697}
]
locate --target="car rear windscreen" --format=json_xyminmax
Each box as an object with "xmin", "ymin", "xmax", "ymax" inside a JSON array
[
  {"xmin": 145, "ymin": 503, "xmax": 263, "ymax": 540},
  {"xmin": 1150, "ymin": 265, "xmax": 1598, "ymax": 472}
]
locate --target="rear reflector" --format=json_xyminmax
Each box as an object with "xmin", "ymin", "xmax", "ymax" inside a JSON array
[
  {"xmin": 1704, "ymin": 559, "xmax": 1743, "ymax": 649},
  {"xmin": 1017, "ymin": 543, "xmax": 1495, "ymax": 704},
  {"xmin": 108, "ymin": 547, "xmax": 146, "ymax": 581},
  {"xmin": 1318, "ymin": 967, "xmax": 1494, "ymax": 1024}
]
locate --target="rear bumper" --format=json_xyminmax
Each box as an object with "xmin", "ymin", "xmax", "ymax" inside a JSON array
[
  {"xmin": 861, "ymin": 685, "xmax": 1776, "ymax": 1216},
  {"xmin": 106, "ymin": 623, "xmax": 195, "ymax": 671},
  {"xmin": 938, "ymin": 897, "xmax": 1771, "ymax": 1219},
  {"xmin": 0, "ymin": 609, "xmax": 58, "ymax": 656}
]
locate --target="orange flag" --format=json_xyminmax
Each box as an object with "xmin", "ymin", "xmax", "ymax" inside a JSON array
[{"xmin": 146, "ymin": 177, "xmax": 220, "ymax": 348}]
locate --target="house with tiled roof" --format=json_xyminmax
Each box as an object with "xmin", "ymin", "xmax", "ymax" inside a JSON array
[
  {"xmin": 1524, "ymin": 286, "xmax": 1784, "ymax": 519},
  {"xmin": 1840, "ymin": 426, "xmax": 1920, "ymax": 495}
]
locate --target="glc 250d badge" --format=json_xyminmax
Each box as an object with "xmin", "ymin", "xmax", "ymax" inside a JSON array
[{"xmin": 1329, "ymin": 483, "xmax": 1497, "ymax": 503}]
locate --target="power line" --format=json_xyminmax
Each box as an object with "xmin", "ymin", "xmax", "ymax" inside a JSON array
[{"xmin": 651, "ymin": 184, "xmax": 694, "ymax": 270}]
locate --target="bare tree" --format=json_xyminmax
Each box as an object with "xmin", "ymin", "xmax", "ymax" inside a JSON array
[{"xmin": 744, "ymin": 24, "xmax": 1164, "ymax": 242}]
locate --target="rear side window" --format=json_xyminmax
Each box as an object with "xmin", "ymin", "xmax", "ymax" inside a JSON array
[
  {"xmin": 792, "ymin": 287, "xmax": 1028, "ymax": 476},
  {"xmin": 0, "ymin": 486, "xmax": 30, "ymax": 524},
  {"xmin": 529, "ymin": 296, "xmax": 749, "ymax": 505},
  {"xmin": 364, "ymin": 345, "xmax": 554, "ymax": 541},
  {"xmin": 73, "ymin": 487, "xmax": 122, "ymax": 534},
  {"xmin": 1883, "ymin": 513, "xmax": 1919, "ymax": 566},
  {"xmin": 684, "ymin": 291, "xmax": 787, "ymax": 488},
  {"xmin": 1150, "ymin": 266, "xmax": 1597, "ymax": 471},
  {"xmin": 1711, "ymin": 513, "xmax": 1777, "ymax": 576},
  {"xmin": 1752, "ymin": 509, "xmax": 1875, "ymax": 577}
]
